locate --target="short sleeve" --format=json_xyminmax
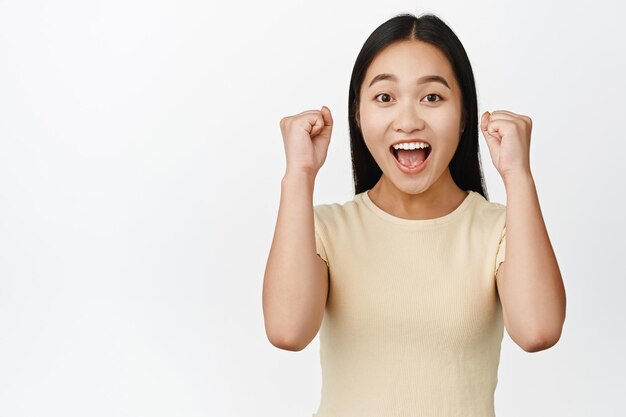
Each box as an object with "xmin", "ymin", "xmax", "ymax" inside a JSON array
[
  {"xmin": 495, "ymin": 226, "xmax": 506, "ymax": 279},
  {"xmin": 313, "ymin": 208, "xmax": 329, "ymax": 267},
  {"xmin": 315, "ymin": 228, "xmax": 329, "ymax": 267}
]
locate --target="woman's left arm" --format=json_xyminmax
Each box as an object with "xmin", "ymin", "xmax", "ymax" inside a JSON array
[{"xmin": 481, "ymin": 110, "xmax": 566, "ymax": 353}]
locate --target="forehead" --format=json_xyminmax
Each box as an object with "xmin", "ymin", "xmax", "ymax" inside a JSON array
[{"xmin": 363, "ymin": 40, "xmax": 458, "ymax": 90}]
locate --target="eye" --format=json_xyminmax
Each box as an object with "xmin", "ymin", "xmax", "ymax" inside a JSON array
[
  {"xmin": 374, "ymin": 93, "xmax": 393, "ymax": 103},
  {"xmin": 423, "ymin": 93, "xmax": 442, "ymax": 103}
]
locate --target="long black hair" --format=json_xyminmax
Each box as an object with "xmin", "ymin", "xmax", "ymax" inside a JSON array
[{"xmin": 348, "ymin": 13, "xmax": 489, "ymax": 200}]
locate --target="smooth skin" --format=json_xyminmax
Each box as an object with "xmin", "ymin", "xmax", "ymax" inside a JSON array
[
  {"xmin": 262, "ymin": 107, "xmax": 333, "ymax": 351},
  {"xmin": 481, "ymin": 110, "xmax": 566, "ymax": 352},
  {"xmin": 358, "ymin": 40, "xmax": 469, "ymax": 220}
]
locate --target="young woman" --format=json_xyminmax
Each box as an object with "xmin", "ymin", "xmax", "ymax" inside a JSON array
[{"xmin": 263, "ymin": 12, "xmax": 566, "ymax": 416}]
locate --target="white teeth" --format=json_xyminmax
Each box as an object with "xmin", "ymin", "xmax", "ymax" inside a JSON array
[{"xmin": 392, "ymin": 142, "xmax": 430, "ymax": 150}]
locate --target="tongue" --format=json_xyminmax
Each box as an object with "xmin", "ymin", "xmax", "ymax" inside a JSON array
[{"xmin": 396, "ymin": 149, "xmax": 427, "ymax": 168}]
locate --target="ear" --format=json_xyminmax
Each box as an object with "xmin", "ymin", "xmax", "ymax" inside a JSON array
[{"xmin": 355, "ymin": 108, "xmax": 361, "ymax": 129}]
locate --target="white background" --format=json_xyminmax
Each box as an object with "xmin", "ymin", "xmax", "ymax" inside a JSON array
[{"xmin": 1, "ymin": 0, "xmax": 624, "ymax": 416}]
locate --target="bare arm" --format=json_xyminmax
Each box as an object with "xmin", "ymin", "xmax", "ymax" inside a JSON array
[
  {"xmin": 480, "ymin": 110, "xmax": 566, "ymax": 353},
  {"xmin": 263, "ymin": 106, "xmax": 333, "ymax": 351},
  {"xmin": 262, "ymin": 171, "xmax": 329, "ymax": 351},
  {"xmin": 496, "ymin": 173, "xmax": 566, "ymax": 352}
]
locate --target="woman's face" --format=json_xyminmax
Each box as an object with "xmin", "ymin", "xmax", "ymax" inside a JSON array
[{"xmin": 357, "ymin": 40, "xmax": 464, "ymax": 194}]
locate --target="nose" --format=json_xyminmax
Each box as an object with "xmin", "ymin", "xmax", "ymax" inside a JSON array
[{"xmin": 393, "ymin": 100, "xmax": 425, "ymax": 134}]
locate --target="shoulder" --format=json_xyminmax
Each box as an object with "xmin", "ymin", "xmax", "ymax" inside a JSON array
[
  {"xmin": 468, "ymin": 191, "xmax": 506, "ymax": 229},
  {"xmin": 313, "ymin": 194, "xmax": 363, "ymax": 229},
  {"xmin": 471, "ymin": 191, "xmax": 506, "ymax": 214}
]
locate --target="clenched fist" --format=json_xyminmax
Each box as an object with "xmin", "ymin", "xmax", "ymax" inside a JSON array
[
  {"xmin": 481, "ymin": 110, "xmax": 533, "ymax": 182},
  {"xmin": 279, "ymin": 106, "xmax": 333, "ymax": 177}
]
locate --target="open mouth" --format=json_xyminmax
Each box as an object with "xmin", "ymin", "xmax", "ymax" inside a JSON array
[{"xmin": 390, "ymin": 145, "xmax": 432, "ymax": 169}]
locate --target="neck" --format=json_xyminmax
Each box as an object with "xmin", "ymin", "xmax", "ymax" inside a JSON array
[{"xmin": 367, "ymin": 168, "xmax": 468, "ymax": 220}]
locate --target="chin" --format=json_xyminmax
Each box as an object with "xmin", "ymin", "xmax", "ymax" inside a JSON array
[
  {"xmin": 384, "ymin": 172, "xmax": 433, "ymax": 195},
  {"xmin": 398, "ymin": 181, "xmax": 433, "ymax": 195}
]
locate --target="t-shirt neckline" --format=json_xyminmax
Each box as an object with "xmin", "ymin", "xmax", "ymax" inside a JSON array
[{"xmin": 359, "ymin": 189, "xmax": 477, "ymax": 227}]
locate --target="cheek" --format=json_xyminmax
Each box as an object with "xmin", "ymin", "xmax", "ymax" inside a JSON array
[
  {"xmin": 360, "ymin": 120, "xmax": 387, "ymax": 161},
  {"xmin": 431, "ymin": 106, "xmax": 459, "ymax": 126},
  {"xmin": 432, "ymin": 108, "xmax": 463, "ymax": 141},
  {"xmin": 359, "ymin": 107, "xmax": 386, "ymax": 140}
]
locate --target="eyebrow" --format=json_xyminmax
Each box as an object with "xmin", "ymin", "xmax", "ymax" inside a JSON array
[{"xmin": 367, "ymin": 73, "xmax": 451, "ymax": 90}]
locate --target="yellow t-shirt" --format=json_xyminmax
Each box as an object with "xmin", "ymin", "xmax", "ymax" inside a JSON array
[{"xmin": 312, "ymin": 189, "xmax": 507, "ymax": 417}]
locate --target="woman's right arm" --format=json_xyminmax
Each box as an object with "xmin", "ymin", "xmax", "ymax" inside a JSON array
[
  {"xmin": 262, "ymin": 106, "xmax": 333, "ymax": 351},
  {"xmin": 262, "ymin": 172, "xmax": 329, "ymax": 351}
]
